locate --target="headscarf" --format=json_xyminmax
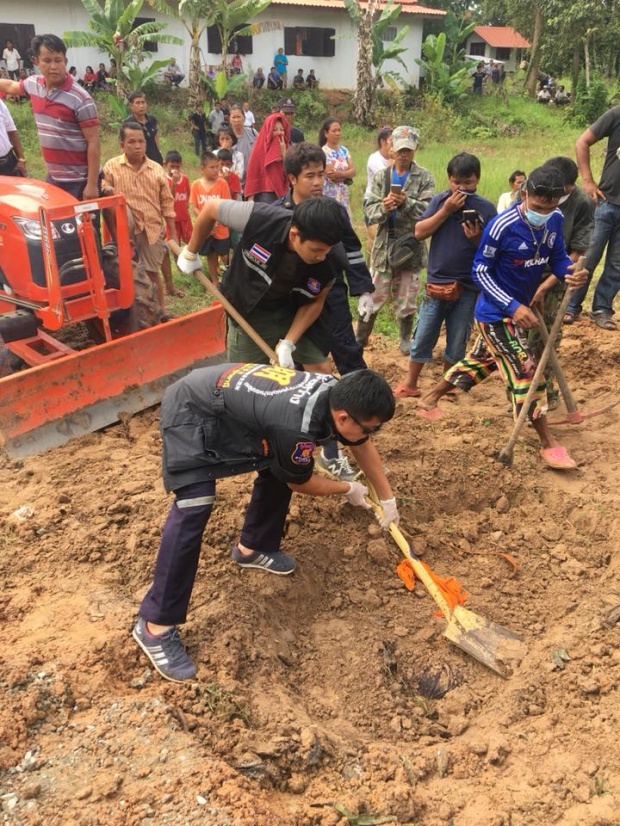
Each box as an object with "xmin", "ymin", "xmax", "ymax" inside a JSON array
[{"xmin": 244, "ymin": 112, "xmax": 291, "ymax": 199}]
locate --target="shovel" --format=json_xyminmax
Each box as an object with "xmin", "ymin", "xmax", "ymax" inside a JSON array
[
  {"xmin": 168, "ymin": 239, "xmax": 278, "ymax": 363},
  {"xmin": 365, "ymin": 482, "xmax": 525, "ymax": 678},
  {"xmin": 497, "ymin": 285, "xmax": 573, "ymax": 465},
  {"xmin": 532, "ymin": 305, "xmax": 620, "ymax": 425}
]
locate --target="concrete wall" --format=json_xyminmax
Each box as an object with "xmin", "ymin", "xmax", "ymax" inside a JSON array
[{"xmin": 0, "ymin": 0, "xmax": 427, "ymax": 89}]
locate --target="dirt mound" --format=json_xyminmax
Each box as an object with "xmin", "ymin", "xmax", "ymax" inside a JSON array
[{"xmin": 1, "ymin": 319, "xmax": 620, "ymax": 825}]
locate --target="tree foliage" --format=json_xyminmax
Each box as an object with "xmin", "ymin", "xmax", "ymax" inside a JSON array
[
  {"xmin": 64, "ymin": 0, "xmax": 182, "ymax": 97},
  {"xmin": 415, "ymin": 26, "xmax": 472, "ymax": 106}
]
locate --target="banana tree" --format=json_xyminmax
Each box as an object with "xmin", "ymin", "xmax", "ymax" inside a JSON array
[
  {"xmin": 415, "ymin": 32, "xmax": 470, "ymax": 105},
  {"xmin": 64, "ymin": 0, "xmax": 182, "ymax": 96},
  {"xmin": 343, "ymin": 0, "xmax": 410, "ymax": 125}
]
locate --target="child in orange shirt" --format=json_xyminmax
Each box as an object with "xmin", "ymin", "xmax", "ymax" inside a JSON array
[{"xmin": 189, "ymin": 151, "xmax": 232, "ymax": 286}]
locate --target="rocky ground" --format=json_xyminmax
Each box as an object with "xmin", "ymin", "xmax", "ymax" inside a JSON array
[{"xmin": 1, "ymin": 318, "xmax": 620, "ymax": 826}]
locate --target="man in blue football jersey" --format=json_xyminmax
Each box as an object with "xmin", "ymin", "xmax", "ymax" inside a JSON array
[{"xmin": 417, "ymin": 165, "xmax": 588, "ymax": 470}]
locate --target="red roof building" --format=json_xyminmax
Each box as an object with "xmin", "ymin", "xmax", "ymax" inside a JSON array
[{"xmin": 465, "ymin": 26, "xmax": 530, "ymax": 72}]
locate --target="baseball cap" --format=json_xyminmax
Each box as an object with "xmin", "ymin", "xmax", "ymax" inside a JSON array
[
  {"xmin": 391, "ymin": 125, "xmax": 419, "ymax": 152},
  {"xmin": 278, "ymin": 97, "xmax": 296, "ymax": 113}
]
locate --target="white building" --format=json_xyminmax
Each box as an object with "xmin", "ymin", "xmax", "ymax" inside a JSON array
[
  {"xmin": 464, "ymin": 26, "xmax": 530, "ymax": 74},
  {"xmin": 0, "ymin": 0, "xmax": 444, "ymax": 90}
]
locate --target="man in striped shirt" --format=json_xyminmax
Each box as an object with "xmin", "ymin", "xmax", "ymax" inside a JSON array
[{"xmin": 0, "ymin": 34, "xmax": 100, "ymax": 200}]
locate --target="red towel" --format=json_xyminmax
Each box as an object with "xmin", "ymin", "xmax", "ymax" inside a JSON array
[{"xmin": 244, "ymin": 112, "xmax": 290, "ymax": 199}]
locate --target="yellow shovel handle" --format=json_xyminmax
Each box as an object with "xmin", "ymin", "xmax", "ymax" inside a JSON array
[{"xmin": 364, "ymin": 481, "xmax": 454, "ymax": 620}]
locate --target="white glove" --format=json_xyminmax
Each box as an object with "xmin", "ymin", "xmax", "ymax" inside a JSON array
[
  {"xmin": 378, "ymin": 497, "xmax": 399, "ymax": 529},
  {"xmin": 345, "ymin": 481, "xmax": 371, "ymax": 509},
  {"xmin": 177, "ymin": 246, "xmax": 203, "ymax": 274},
  {"xmin": 357, "ymin": 292, "xmax": 375, "ymax": 322},
  {"xmin": 276, "ymin": 339, "xmax": 296, "ymax": 369}
]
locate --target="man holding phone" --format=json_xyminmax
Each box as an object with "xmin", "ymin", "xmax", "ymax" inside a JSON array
[
  {"xmin": 359, "ymin": 125, "xmax": 435, "ymax": 354},
  {"xmin": 395, "ymin": 152, "xmax": 496, "ymax": 397}
]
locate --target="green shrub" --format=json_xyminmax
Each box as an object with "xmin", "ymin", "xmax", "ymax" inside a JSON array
[{"xmin": 568, "ymin": 72, "xmax": 610, "ymax": 126}]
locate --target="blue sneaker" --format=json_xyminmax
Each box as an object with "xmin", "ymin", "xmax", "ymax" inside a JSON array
[
  {"xmin": 231, "ymin": 545, "xmax": 296, "ymax": 575},
  {"xmin": 132, "ymin": 617, "xmax": 197, "ymax": 683}
]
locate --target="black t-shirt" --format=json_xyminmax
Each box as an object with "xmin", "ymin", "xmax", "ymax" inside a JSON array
[
  {"xmin": 160, "ymin": 363, "xmax": 338, "ymax": 490},
  {"xmin": 590, "ymin": 106, "xmax": 620, "ymax": 205}
]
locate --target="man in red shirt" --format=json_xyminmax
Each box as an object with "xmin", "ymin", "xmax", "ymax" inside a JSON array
[{"xmin": 0, "ymin": 34, "xmax": 100, "ymax": 200}]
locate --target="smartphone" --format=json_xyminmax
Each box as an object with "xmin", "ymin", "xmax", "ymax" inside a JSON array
[
  {"xmin": 390, "ymin": 184, "xmax": 403, "ymax": 195},
  {"xmin": 461, "ymin": 209, "xmax": 479, "ymax": 223}
]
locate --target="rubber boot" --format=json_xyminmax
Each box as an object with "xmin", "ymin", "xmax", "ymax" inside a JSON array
[
  {"xmin": 356, "ymin": 313, "xmax": 378, "ymax": 348},
  {"xmin": 398, "ymin": 315, "xmax": 415, "ymax": 355}
]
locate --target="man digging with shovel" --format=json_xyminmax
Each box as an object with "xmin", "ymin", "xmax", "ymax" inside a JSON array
[
  {"xmin": 133, "ymin": 366, "xmax": 398, "ymax": 682},
  {"xmin": 417, "ymin": 165, "xmax": 588, "ymax": 470}
]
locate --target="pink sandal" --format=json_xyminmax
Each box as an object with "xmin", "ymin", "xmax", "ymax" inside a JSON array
[
  {"xmin": 417, "ymin": 407, "xmax": 443, "ymax": 421},
  {"xmin": 540, "ymin": 446, "xmax": 577, "ymax": 470},
  {"xmin": 394, "ymin": 382, "xmax": 421, "ymax": 398}
]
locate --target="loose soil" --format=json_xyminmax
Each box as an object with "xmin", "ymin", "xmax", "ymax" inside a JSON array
[{"xmin": 1, "ymin": 319, "xmax": 620, "ymax": 826}]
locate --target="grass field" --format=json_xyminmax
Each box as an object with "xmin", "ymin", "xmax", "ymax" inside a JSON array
[{"xmin": 6, "ymin": 86, "xmax": 607, "ymax": 328}]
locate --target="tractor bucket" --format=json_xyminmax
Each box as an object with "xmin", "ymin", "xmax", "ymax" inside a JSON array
[{"xmin": 0, "ymin": 305, "xmax": 226, "ymax": 459}]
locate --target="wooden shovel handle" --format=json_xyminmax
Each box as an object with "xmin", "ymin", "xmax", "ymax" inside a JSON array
[{"xmin": 168, "ymin": 239, "xmax": 278, "ymax": 364}]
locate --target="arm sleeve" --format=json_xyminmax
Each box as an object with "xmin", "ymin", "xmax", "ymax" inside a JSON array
[
  {"xmin": 268, "ymin": 429, "xmax": 315, "ymax": 484},
  {"xmin": 400, "ymin": 168, "xmax": 435, "ymax": 221},
  {"xmin": 471, "ymin": 223, "xmax": 521, "ymax": 316},
  {"xmin": 569, "ymin": 196, "xmax": 595, "ymax": 253},
  {"xmin": 216, "ymin": 199, "xmax": 254, "ymax": 232},
  {"xmin": 340, "ymin": 213, "xmax": 374, "ymax": 295},
  {"xmin": 365, "ymin": 168, "xmax": 389, "ymax": 226}
]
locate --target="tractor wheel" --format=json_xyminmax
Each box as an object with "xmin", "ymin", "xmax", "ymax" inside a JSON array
[{"xmin": 86, "ymin": 248, "xmax": 163, "ymax": 342}]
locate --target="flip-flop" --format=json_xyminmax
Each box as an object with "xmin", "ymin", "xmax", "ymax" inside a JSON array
[
  {"xmin": 589, "ymin": 312, "xmax": 617, "ymax": 331},
  {"xmin": 540, "ymin": 446, "xmax": 577, "ymax": 470},
  {"xmin": 394, "ymin": 382, "xmax": 421, "ymax": 398},
  {"xmin": 563, "ymin": 311, "xmax": 579, "ymax": 325},
  {"xmin": 417, "ymin": 407, "xmax": 443, "ymax": 421}
]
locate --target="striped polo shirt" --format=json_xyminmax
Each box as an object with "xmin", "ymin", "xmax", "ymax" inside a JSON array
[{"xmin": 19, "ymin": 74, "xmax": 99, "ymax": 183}]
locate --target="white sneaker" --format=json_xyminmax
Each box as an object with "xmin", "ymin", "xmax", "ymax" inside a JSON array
[{"xmin": 316, "ymin": 450, "xmax": 357, "ymax": 482}]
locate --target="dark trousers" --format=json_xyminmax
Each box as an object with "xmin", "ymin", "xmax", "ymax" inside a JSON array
[
  {"xmin": 327, "ymin": 281, "xmax": 367, "ymax": 374},
  {"xmin": 193, "ymin": 132, "xmax": 207, "ymax": 157},
  {"xmin": 139, "ymin": 469, "xmax": 293, "ymax": 625}
]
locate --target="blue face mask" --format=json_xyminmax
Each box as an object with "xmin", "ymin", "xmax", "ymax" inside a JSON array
[{"xmin": 525, "ymin": 208, "xmax": 549, "ymax": 227}]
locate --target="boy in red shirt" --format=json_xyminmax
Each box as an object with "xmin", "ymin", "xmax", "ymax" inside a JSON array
[
  {"xmin": 190, "ymin": 151, "xmax": 231, "ymax": 286},
  {"xmin": 162, "ymin": 149, "xmax": 190, "ymax": 298}
]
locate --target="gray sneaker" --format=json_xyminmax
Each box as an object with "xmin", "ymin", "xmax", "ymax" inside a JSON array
[
  {"xmin": 132, "ymin": 617, "xmax": 197, "ymax": 683},
  {"xmin": 316, "ymin": 450, "xmax": 357, "ymax": 482},
  {"xmin": 231, "ymin": 545, "xmax": 296, "ymax": 575}
]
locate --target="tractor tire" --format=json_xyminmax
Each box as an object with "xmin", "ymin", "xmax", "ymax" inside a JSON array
[{"xmin": 85, "ymin": 246, "xmax": 163, "ymax": 342}]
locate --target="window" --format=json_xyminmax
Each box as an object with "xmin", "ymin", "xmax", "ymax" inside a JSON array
[
  {"xmin": 134, "ymin": 17, "xmax": 157, "ymax": 53},
  {"xmin": 284, "ymin": 27, "xmax": 335, "ymax": 58},
  {"xmin": 468, "ymin": 41, "xmax": 485, "ymax": 56},
  {"xmin": 495, "ymin": 47, "xmax": 511, "ymax": 62},
  {"xmin": 380, "ymin": 26, "xmax": 397, "ymax": 43},
  {"xmin": 207, "ymin": 26, "xmax": 253, "ymax": 55},
  {"xmin": 0, "ymin": 23, "xmax": 35, "ymax": 69}
]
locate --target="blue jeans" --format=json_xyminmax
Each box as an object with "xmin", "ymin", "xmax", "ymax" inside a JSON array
[
  {"xmin": 409, "ymin": 287, "xmax": 478, "ymax": 364},
  {"xmin": 567, "ymin": 200, "xmax": 620, "ymax": 316}
]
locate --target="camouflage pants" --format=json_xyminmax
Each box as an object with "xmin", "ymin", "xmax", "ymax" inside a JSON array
[
  {"xmin": 370, "ymin": 268, "xmax": 420, "ymax": 320},
  {"xmin": 528, "ymin": 280, "xmax": 567, "ymax": 399}
]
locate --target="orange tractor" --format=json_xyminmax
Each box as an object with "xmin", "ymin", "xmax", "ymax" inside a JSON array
[{"xmin": 0, "ymin": 178, "xmax": 225, "ymax": 458}]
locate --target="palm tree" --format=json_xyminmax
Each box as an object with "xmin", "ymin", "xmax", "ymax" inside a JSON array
[{"xmin": 64, "ymin": 0, "xmax": 182, "ymax": 97}]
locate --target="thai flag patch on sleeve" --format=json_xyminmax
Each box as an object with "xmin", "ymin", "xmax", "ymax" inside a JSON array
[{"xmin": 249, "ymin": 243, "xmax": 271, "ymax": 264}]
